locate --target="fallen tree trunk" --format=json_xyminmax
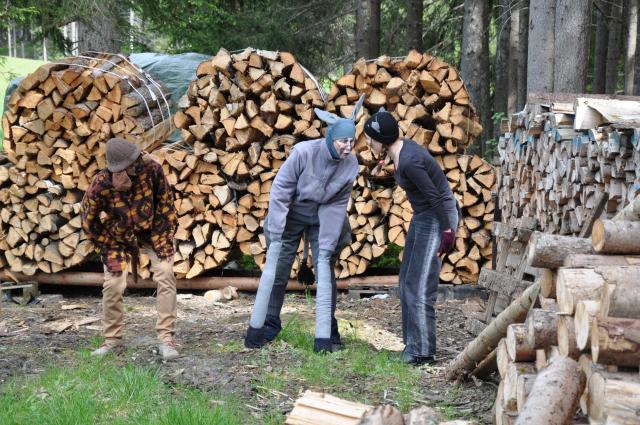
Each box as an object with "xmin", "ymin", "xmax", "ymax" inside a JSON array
[
  {"xmin": 515, "ymin": 357, "xmax": 586, "ymax": 425},
  {"xmin": 591, "ymin": 219, "xmax": 640, "ymax": 254},
  {"xmin": 445, "ymin": 282, "xmax": 540, "ymax": 381},
  {"xmin": 562, "ymin": 254, "xmax": 640, "ymax": 267}
]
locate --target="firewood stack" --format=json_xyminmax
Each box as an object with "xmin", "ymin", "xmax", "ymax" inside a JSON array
[
  {"xmin": 0, "ymin": 157, "xmax": 91, "ymax": 275},
  {"xmin": 174, "ymin": 47, "xmax": 329, "ymax": 275},
  {"xmin": 498, "ymin": 98, "xmax": 640, "ymax": 235},
  {"xmin": 493, "ymin": 196, "xmax": 640, "ymax": 425},
  {"xmin": 0, "ymin": 52, "xmax": 173, "ymax": 275},
  {"xmin": 148, "ymin": 143, "xmax": 237, "ymax": 279}
]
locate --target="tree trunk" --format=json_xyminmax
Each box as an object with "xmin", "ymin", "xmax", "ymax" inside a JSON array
[
  {"xmin": 625, "ymin": 0, "xmax": 638, "ymax": 94},
  {"xmin": 553, "ymin": 0, "xmax": 592, "ymax": 92},
  {"xmin": 606, "ymin": 0, "xmax": 624, "ymax": 94},
  {"xmin": 406, "ymin": 0, "xmax": 423, "ymax": 52},
  {"xmin": 517, "ymin": 1, "xmax": 529, "ymax": 109},
  {"xmin": 556, "ymin": 268, "xmax": 608, "ymax": 314},
  {"xmin": 591, "ymin": 317, "xmax": 640, "ymax": 367},
  {"xmin": 508, "ymin": 5, "xmax": 519, "ymax": 114},
  {"xmin": 516, "ymin": 373, "xmax": 536, "ymax": 413},
  {"xmin": 355, "ymin": 0, "xmax": 381, "ymax": 59},
  {"xmin": 557, "ymin": 315, "xmax": 580, "ymax": 359},
  {"xmin": 562, "ymin": 254, "xmax": 640, "ymax": 267},
  {"xmin": 77, "ymin": 7, "xmax": 122, "ymax": 53},
  {"xmin": 461, "ymin": 0, "xmax": 492, "ymax": 150},
  {"xmin": 527, "ymin": 0, "xmax": 556, "ymax": 94},
  {"xmin": 525, "ymin": 308, "xmax": 558, "ymax": 348},
  {"xmin": 494, "ymin": 0, "xmax": 511, "ymax": 136},
  {"xmin": 593, "ymin": 2, "xmax": 609, "ymax": 93},
  {"xmin": 445, "ymin": 282, "xmax": 540, "ymax": 381},
  {"xmin": 504, "ymin": 362, "xmax": 536, "ymax": 411},
  {"xmin": 591, "ymin": 219, "xmax": 640, "ymax": 254},
  {"xmin": 527, "ymin": 233, "xmax": 595, "ymax": 268},
  {"xmin": 515, "ymin": 357, "xmax": 585, "ymax": 425},
  {"xmin": 507, "ymin": 323, "xmax": 536, "ymax": 361},
  {"xmin": 600, "ymin": 279, "xmax": 640, "ymax": 319}
]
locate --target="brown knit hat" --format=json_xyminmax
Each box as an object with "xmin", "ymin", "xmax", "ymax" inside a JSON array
[{"xmin": 106, "ymin": 138, "xmax": 141, "ymax": 172}]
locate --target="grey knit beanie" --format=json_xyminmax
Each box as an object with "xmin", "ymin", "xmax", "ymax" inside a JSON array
[{"xmin": 106, "ymin": 138, "xmax": 141, "ymax": 172}]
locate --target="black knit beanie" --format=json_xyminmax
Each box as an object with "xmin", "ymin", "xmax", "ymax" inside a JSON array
[{"xmin": 364, "ymin": 111, "xmax": 399, "ymax": 146}]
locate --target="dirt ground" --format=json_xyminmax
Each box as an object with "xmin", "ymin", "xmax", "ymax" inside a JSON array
[{"xmin": 0, "ymin": 286, "xmax": 496, "ymax": 423}]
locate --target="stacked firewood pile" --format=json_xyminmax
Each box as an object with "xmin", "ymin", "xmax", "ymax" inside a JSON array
[
  {"xmin": 498, "ymin": 97, "xmax": 640, "ymax": 235},
  {"xmin": 487, "ymin": 197, "xmax": 640, "ymax": 425},
  {"xmin": 2, "ymin": 48, "xmax": 495, "ymax": 284},
  {"xmin": 0, "ymin": 53, "xmax": 173, "ymax": 276},
  {"xmin": 173, "ymin": 48, "xmax": 494, "ymax": 282}
]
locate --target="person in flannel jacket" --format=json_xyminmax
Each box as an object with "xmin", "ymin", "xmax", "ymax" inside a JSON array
[{"xmin": 82, "ymin": 138, "xmax": 179, "ymax": 360}]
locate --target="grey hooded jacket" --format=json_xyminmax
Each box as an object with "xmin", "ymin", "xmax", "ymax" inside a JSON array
[{"xmin": 265, "ymin": 138, "xmax": 358, "ymax": 252}]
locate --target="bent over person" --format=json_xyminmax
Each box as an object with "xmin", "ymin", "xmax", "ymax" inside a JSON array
[
  {"xmin": 82, "ymin": 138, "xmax": 179, "ymax": 360},
  {"xmin": 364, "ymin": 111, "xmax": 459, "ymax": 365},
  {"xmin": 244, "ymin": 95, "xmax": 365, "ymax": 353}
]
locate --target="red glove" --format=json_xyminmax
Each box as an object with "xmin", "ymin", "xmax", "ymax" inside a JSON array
[{"xmin": 438, "ymin": 229, "xmax": 456, "ymax": 255}]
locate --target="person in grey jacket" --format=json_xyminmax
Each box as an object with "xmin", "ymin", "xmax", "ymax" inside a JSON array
[
  {"xmin": 364, "ymin": 110, "xmax": 459, "ymax": 365},
  {"xmin": 245, "ymin": 95, "xmax": 365, "ymax": 353}
]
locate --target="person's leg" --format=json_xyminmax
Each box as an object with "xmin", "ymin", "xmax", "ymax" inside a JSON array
[
  {"xmin": 401, "ymin": 212, "xmax": 441, "ymax": 361},
  {"xmin": 93, "ymin": 264, "xmax": 128, "ymax": 355},
  {"xmin": 263, "ymin": 216, "xmax": 306, "ymax": 341},
  {"xmin": 399, "ymin": 219, "xmax": 416, "ymax": 347},
  {"xmin": 142, "ymin": 247, "xmax": 177, "ymax": 344},
  {"xmin": 246, "ymin": 216, "xmax": 305, "ymax": 347}
]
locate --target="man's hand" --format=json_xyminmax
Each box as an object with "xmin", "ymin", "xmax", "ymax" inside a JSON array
[{"xmin": 437, "ymin": 229, "xmax": 456, "ymax": 256}]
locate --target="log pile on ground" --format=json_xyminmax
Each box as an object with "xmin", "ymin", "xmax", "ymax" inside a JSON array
[
  {"xmin": 0, "ymin": 52, "xmax": 173, "ymax": 275},
  {"xmin": 498, "ymin": 97, "xmax": 640, "ymax": 235},
  {"xmin": 489, "ymin": 196, "xmax": 640, "ymax": 425}
]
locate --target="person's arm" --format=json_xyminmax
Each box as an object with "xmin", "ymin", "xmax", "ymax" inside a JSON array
[
  {"xmin": 81, "ymin": 177, "xmax": 108, "ymax": 249},
  {"xmin": 150, "ymin": 159, "xmax": 177, "ymax": 259},
  {"xmin": 266, "ymin": 148, "xmax": 304, "ymax": 238},
  {"xmin": 401, "ymin": 157, "xmax": 457, "ymax": 230}
]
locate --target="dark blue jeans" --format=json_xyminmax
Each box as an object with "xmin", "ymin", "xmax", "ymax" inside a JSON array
[
  {"xmin": 399, "ymin": 210, "xmax": 442, "ymax": 357},
  {"xmin": 263, "ymin": 214, "xmax": 351, "ymax": 342}
]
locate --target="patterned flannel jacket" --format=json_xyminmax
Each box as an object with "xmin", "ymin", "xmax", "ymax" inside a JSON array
[{"xmin": 81, "ymin": 155, "xmax": 177, "ymax": 273}]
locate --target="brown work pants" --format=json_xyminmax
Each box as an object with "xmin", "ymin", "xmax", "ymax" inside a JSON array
[{"xmin": 102, "ymin": 246, "xmax": 176, "ymax": 345}]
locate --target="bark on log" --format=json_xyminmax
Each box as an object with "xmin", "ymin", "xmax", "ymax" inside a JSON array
[
  {"xmin": 591, "ymin": 317, "xmax": 640, "ymax": 367},
  {"xmin": 515, "ymin": 357, "xmax": 586, "ymax": 425},
  {"xmin": 612, "ymin": 195, "xmax": 640, "ymax": 221},
  {"xmin": 562, "ymin": 254, "xmax": 640, "ymax": 268},
  {"xmin": 445, "ymin": 282, "xmax": 540, "ymax": 381},
  {"xmin": 591, "ymin": 219, "xmax": 640, "ymax": 254},
  {"xmin": 600, "ymin": 279, "xmax": 640, "ymax": 319},
  {"xmin": 525, "ymin": 308, "xmax": 558, "ymax": 349},
  {"xmin": 507, "ymin": 323, "xmax": 536, "ymax": 362},
  {"xmin": 527, "ymin": 233, "xmax": 595, "ymax": 268}
]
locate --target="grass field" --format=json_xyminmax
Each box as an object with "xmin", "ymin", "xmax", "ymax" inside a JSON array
[{"xmin": 0, "ymin": 56, "xmax": 45, "ymax": 148}]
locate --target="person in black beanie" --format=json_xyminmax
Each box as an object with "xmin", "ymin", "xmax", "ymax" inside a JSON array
[{"xmin": 364, "ymin": 110, "xmax": 459, "ymax": 365}]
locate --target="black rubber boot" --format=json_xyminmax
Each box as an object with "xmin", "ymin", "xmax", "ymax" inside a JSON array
[
  {"xmin": 400, "ymin": 351, "xmax": 435, "ymax": 366},
  {"xmin": 244, "ymin": 326, "xmax": 267, "ymax": 349},
  {"xmin": 263, "ymin": 314, "xmax": 282, "ymax": 342},
  {"xmin": 313, "ymin": 338, "xmax": 334, "ymax": 353}
]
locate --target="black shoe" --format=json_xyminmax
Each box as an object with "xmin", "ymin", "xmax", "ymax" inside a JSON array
[
  {"xmin": 244, "ymin": 326, "xmax": 267, "ymax": 349},
  {"xmin": 263, "ymin": 315, "xmax": 282, "ymax": 342},
  {"xmin": 313, "ymin": 338, "xmax": 337, "ymax": 353},
  {"xmin": 400, "ymin": 351, "xmax": 435, "ymax": 366},
  {"xmin": 330, "ymin": 318, "xmax": 342, "ymax": 351}
]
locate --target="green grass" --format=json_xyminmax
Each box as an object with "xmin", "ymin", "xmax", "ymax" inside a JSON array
[
  {"xmin": 0, "ymin": 353, "xmax": 245, "ymax": 425},
  {"xmin": 270, "ymin": 316, "xmax": 423, "ymax": 411},
  {"xmin": 0, "ymin": 56, "xmax": 46, "ymax": 149}
]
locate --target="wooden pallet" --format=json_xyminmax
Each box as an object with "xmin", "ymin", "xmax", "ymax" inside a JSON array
[{"xmin": 0, "ymin": 281, "xmax": 39, "ymax": 306}]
